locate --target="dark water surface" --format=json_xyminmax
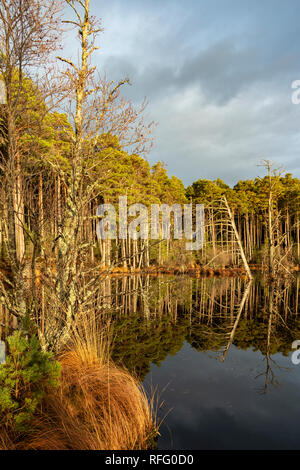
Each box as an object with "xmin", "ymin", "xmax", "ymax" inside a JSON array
[
  {"xmin": 146, "ymin": 343, "xmax": 300, "ymax": 449},
  {"xmin": 108, "ymin": 274, "xmax": 300, "ymax": 450}
]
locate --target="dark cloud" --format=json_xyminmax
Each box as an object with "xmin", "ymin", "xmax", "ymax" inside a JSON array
[{"xmin": 84, "ymin": 0, "xmax": 300, "ymax": 185}]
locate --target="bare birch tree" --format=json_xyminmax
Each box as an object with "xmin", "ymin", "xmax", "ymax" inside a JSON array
[{"xmin": 38, "ymin": 0, "xmax": 154, "ymax": 348}]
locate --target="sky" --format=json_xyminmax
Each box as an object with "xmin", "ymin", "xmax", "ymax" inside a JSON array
[{"xmin": 68, "ymin": 0, "xmax": 300, "ymax": 186}]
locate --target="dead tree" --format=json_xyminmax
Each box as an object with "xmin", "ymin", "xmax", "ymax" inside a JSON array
[
  {"xmin": 222, "ymin": 196, "xmax": 253, "ymax": 280},
  {"xmin": 258, "ymin": 160, "xmax": 294, "ymax": 278}
]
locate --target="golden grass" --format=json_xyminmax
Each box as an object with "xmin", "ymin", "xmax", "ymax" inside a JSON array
[
  {"xmin": 25, "ymin": 355, "xmax": 155, "ymax": 450},
  {"xmin": 15, "ymin": 313, "xmax": 158, "ymax": 450}
]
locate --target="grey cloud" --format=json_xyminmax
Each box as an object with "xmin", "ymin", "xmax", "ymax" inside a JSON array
[
  {"xmin": 102, "ymin": 35, "xmax": 300, "ymax": 108},
  {"xmin": 147, "ymin": 84, "xmax": 300, "ymax": 185},
  {"xmin": 88, "ymin": 0, "xmax": 300, "ymax": 185}
]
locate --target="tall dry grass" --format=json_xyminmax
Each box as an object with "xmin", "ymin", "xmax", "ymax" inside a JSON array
[{"xmin": 19, "ymin": 312, "xmax": 157, "ymax": 450}]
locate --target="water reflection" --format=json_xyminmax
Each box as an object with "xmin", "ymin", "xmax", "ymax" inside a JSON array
[
  {"xmin": 102, "ymin": 274, "xmax": 300, "ymax": 449},
  {"xmin": 104, "ymin": 275, "xmax": 299, "ymax": 381}
]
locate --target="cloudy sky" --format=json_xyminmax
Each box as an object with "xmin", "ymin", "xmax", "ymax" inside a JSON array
[{"xmin": 75, "ymin": 0, "xmax": 300, "ymax": 186}]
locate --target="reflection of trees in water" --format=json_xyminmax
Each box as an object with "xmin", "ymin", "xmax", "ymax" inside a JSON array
[
  {"xmin": 219, "ymin": 278, "xmax": 293, "ymax": 393},
  {"xmin": 255, "ymin": 308, "xmax": 279, "ymax": 394},
  {"xmin": 254, "ymin": 280, "xmax": 296, "ymax": 393},
  {"xmin": 98, "ymin": 275, "xmax": 300, "ymax": 382},
  {"xmin": 221, "ymin": 280, "xmax": 253, "ymax": 362}
]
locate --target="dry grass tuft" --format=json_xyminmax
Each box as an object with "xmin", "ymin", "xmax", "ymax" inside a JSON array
[
  {"xmin": 0, "ymin": 312, "xmax": 157, "ymax": 450},
  {"xmin": 20, "ymin": 315, "xmax": 157, "ymax": 450},
  {"xmin": 23, "ymin": 351, "xmax": 156, "ymax": 450}
]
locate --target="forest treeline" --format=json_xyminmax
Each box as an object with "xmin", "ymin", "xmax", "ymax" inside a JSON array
[
  {"xmin": 0, "ymin": 81, "xmax": 299, "ymax": 271},
  {"xmin": 0, "ymin": 2, "xmax": 298, "ymax": 276},
  {"xmin": 187, "ymin": 174, "xmax": 300, "ymax": 268}
]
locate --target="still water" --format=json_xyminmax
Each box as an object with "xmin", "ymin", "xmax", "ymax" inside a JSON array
[{"xmin": 106, "ymin": 274, "xmax": 300, "ymax": 450}]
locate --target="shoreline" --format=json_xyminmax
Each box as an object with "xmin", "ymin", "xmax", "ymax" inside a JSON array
[{"xmin": 98, "ymin": 264, "xmax": 300, "ymax": 278}]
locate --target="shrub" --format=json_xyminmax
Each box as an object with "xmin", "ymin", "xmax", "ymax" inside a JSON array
[{"xmin": 0, "ymin": 331, "xmax": 61, "ymax": 433}]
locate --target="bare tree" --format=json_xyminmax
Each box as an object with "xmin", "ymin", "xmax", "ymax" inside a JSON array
[
  {"xmin": 0, "ymin": 0, "xmax": 62, "ymax": 320},
  {"xmin": 258, "ymin": 160, "xmax": 292, "ymax": 278},
  {"xmin": 36, "ymin": 0, "xmax": 155, "ymax": 348},
  {"xmin": 222, "ymin": 196, "xmax": 253, "ymax": 280}
]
